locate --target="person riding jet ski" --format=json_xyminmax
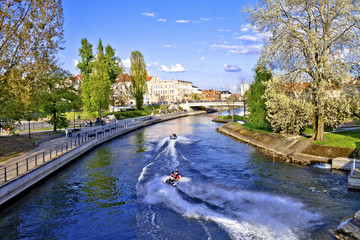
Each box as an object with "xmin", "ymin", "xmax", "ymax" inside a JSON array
[
  {"xmin": 165, "ymin": 169, "xmax": 181, "ymax": 186},
  {"xmin": 170, "ymin": 133, "xmax": 177, "ymax": 140}
]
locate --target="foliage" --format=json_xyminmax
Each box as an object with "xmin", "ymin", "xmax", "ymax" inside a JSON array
[
  {"xmin": 38, "ymin": 68, "xmax": 81, "ymax": 132},
  {"xmin": 226, "ymin": 94, "xmax": 240, "ymax": 120},
  {"xmin": 0, "ymin": 0, "xmax": 64, "ymax": 129},
  {"xmin": 245, "ymin": 64, "xmax": 272, "ymax": 129},
  {"xmin": 244, "ymin": 0, "xmax": 360, "ymax": 141},
  {"xmin": 77, "ymin": 39, "xmax": 122, "ymax": 117},
  {"xmin": 77, "ymin": 38, "xmax": 94, "ymax": 112},
  {"xmin": 264, "ymin": 76, "xmax": 312, "ymax": 134},
  {"xmin": 105, "ymin": 45, "xmax": 122, "ymax": 84},
  {"xmin": 188, "ymin": 93, "xmax": 203, "ymax": 101},
  {"xmin": 323, "ymin": 87, "xmax": 360, "ymax": 129},
  {"xmin": 129, "ymin": 51, "xmax": 147, "ymax": 110}
]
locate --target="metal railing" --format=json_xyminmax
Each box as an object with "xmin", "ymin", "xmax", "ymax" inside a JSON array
[{"xmin": 0, "ymin": 117, "xmax": 156, "ymax": 184}]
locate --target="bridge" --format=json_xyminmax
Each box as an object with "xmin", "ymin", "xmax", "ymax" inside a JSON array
[{"xmin": 179, "ymin": 101, "xmax": 245, "ymax": 111}]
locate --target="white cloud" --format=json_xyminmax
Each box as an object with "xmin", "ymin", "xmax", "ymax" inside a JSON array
[
  {"xmin": 163, "ymin": 43, "xmax": 177, "ymax": 49},
  {"xmin": 147, "ymin": 61, "xmax": 159, "ymax": 67},
  {"xmin": 176, "ymin": 20, "xmax": 189, "ymax": 23},
  {"xmin": 224, "ymin": 64, "xmax": 241, "ymax": 72},
  {"xmin": 240, "ymin": 24, "xmax": 252, "ymax": 32},
  {"xmin": 122, "ymin": 58, "xmax": 131, "ymax": 68},
  {"xmin": 234, "ymin": 32, "xmax": 272, "ymax": 42},
  {"xmin": 142, "ymin": 12, "xmax": 155, "ymax": 17},
  {"xmin": 211, "ymin": 44, "xmax": 263, "ymax": 54},
  {"xmin": 192, "ymin": 20, "xmax": 201, "ymax": 23},
  {"xmin": 73, "ymin": 59, "xmax": 79, "ymax": 67},
  {"xmin": 200, "ymin": 57, "xmax": 205, "ymax": 62},
  {"xmin": 217, "ymin": 29, "xmax": 232, "ymax": 32},
  {"xmin": 157, "ymin": 18, "xmax": 167, "ymax": 22},
  {"xmin": 234, "ymin": 35, "xmax": 259, "ymax": 41},
  {"xmin": 200, "ymin": 17, "xmax": 211, "ymax": 21},
  {"xmin": 159, "ymin": 63, "xmax": 187, "ymax": 72}
]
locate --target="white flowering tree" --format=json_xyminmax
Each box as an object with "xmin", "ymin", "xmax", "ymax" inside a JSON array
[{"xmin": 244, "ymin": 0, "xmax": 360, "ymax": 141}]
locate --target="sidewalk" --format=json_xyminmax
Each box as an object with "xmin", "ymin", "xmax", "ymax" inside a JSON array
[{"xmin": 0, "ymin": 120, "xmax": 129, "ymax": 169}]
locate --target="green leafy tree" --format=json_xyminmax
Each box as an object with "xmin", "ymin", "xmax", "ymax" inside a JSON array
[
  {"xmin": 0, "ymin": 0, "xmax": 64, "ymax": 129},
  {"xmin": 244, "ymin": 0, "xmax": 360, "ymax": 141},
  {"xmin": 105, "ymin": 45, "xmax": 122, "ymax": 84},
  {"xmin": 77, "ymin": 38, "xmax": 94, "ymax": 113},
  {"xmin": 88, "ymin": 39, "xmax": 113, "ymax": 118},
  {"xmin": 39, "ymin": 68, "xmax": 81, "ymax": 132},
  {"xmin": 264, "ymin": 76, "xmax": 312, "ymax": 134},
  {"xmin": 130, "ymin": 51, "xmax": 147, "ymax": 110},
  {"xmin": 245, "ymin": 65, "xmax": 272, "ymax": 129}
]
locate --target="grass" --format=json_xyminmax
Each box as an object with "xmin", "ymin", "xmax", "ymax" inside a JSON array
[
  {"xmin": 313, "ymin": 130, "xmax": 360, "ymax": 149},
  {"xmin": 218, "ymin": 115, "xmax": 247, "ymax": 121},
  {"xmin": 0, "ymin": 131, "xmax": 59, "ymax": 162}
]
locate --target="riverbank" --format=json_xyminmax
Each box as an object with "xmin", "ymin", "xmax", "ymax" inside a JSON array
[{"xmin": 217, "ymin": 122, "xmax": 360, "ymax": 165}]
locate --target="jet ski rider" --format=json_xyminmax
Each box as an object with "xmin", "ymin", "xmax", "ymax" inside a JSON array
[{"xmin": 169, "ymin": 169, "xmax": 180, "ymax": 183}]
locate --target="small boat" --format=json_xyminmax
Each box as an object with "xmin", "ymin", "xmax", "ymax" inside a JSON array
[{"xmin": 170, "ymin": 133, "xmax": 177, "ymax": 140}]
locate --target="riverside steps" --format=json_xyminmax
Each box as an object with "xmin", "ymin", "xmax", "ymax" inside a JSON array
[{"xmin": 0, "ymin": 111, "xmax": 198, "ymax": 207}]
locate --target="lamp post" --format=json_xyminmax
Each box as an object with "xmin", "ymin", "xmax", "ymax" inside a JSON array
[{"xmin": 73, "ymin": 110, "xmax": 75, "ymax": 130}]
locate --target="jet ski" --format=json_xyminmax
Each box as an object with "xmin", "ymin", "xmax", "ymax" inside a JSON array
[
  {"xmin": 164, "ymin": 173, "xmax": 181, "ymax": 186},
  {"xmin": 170, "ymin": 133, "xmax": 177, "ymax": 140}
]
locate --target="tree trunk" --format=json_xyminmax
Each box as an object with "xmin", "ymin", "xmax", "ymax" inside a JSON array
[
  {"xmin": 28, "ymin": 120, "xmax": 31, "ymax": 139},
  {"xmin": 53, "ymin": 111, "xmax": 57, "ymax": 132},
  {"xmin": 312, "ymin": 112, "xmax": 324, "ymax": 141}
]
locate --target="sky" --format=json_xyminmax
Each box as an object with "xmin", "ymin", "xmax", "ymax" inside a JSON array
[{"xmin": 60, "ymin": 0, "xmax": 262, "ymax": 91}]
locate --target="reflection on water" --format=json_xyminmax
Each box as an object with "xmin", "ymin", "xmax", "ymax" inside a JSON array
[
  {"xmin": 0, "ymin": 114, "xmax": 359, "ymax": 240},
  {"xmin": 132, "ymin": 131, "xmax": 147, "ymax": 154}
]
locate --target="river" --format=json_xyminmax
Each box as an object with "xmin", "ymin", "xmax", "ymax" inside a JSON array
[{"xmin": 0, "ymin": 114, "xmax": 359, "ymax": 239}]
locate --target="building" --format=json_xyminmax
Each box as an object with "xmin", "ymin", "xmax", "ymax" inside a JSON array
[
  {"xmin": 68, "ymin": 74, "xmax": 82, "ymax": 90},
  {"xmin": 220, "ymin": 91, "xmax": 232, "ymax": 101},
  {"xmin": 202, "ymin": 89, "xmax": 221, "ymax": 101},
  {"xmin": 146, "ymin": 77, "xmax": 195, "ymax": 104}
]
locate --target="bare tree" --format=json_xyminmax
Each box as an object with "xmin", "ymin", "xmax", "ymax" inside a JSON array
[{"xmin": 244, "ymin": 0, "xmax": 360, "ymax": 141}]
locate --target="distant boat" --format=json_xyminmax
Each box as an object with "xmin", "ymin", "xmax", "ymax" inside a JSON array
[{"xmin": 170, "ymin": 134, "xmax": 177, "ymax": 140}]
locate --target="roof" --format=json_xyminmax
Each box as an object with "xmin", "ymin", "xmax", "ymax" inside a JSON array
[
  {"xmin": 69, "ymin": 74, "xmax": 82, "ymax": 83},
  {"xmin": 116, "ymin": 73, "xmax": 131, "ymax": 82}
]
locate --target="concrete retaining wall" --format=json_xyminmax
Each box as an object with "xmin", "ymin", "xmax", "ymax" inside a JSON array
[
  {"xmin": 0, "ymin": 112, "xmax": 191, "ymax": 207},
  {"xmin": 217, "ymin": 122, "xmax": 354, "ymax": 165}
]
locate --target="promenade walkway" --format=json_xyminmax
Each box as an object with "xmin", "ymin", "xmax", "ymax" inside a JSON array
[{"xmin": 0, "ymin": 117, "xmax": 145, "ymax": 183}]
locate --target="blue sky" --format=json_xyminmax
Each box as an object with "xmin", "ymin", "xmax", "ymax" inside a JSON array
[{"xmin": 60, "ymin": 0, "xmax": 262, "ymax": 90}]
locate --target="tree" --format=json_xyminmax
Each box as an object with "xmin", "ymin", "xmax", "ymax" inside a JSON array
[
  {"xmin": 244, "ymin": 0, "xmax": 360, "ymax": 141},
  {"xmin": 0, "ymin": 0, "xmax": 64, "ymax": 129},
  {"xmin": 77, "ymin": 39, "xmax": 122, "ymax": 117},
  {"xmin": 77, "ymin": 38, "xmax": 94, "ymax": 113},
  {"xmin": 88, "ymin": 39, "xmax": 112, "ymax": 119},
  {"xmin": 105, "ymin": 45, "xmax": 122, "ymax": 84},
  {"xmin": 130, "ymin": 51, "xmax": 147, "ymax": 110},
  {"xmin": 245, "ymin": 64, "xmax": 272, "ymax": 129},
  {"xmin": 264, "ymin": 76, "xmax": 312, "ymax": 134},
  {"xmin": 39, "ymin": 68, "xmax": 81, "ymax": 132}
]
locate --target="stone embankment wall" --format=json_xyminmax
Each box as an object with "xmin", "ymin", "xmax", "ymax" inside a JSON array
[{"xmin": 217, "ymin": 122, "xmax": 360, "ymax": 165}]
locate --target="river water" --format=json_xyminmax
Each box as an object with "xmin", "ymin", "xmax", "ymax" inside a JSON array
[{"xmin": 0, "ymin": 114, "xmax": 359, "ymax": 239}]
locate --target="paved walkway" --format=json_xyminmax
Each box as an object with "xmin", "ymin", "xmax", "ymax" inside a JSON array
[{"xmin": 0, "ymin": 118, "xmax": 137, "ymax": 182}]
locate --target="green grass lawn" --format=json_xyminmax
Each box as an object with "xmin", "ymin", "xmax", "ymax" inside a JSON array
[
  {"xmin": 218, "ymin": 115, "xmax": 247, "ymax": 121},
  {"xmin": 313, "ymin": 130, "xmax": 360, "ymax": 149}
]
